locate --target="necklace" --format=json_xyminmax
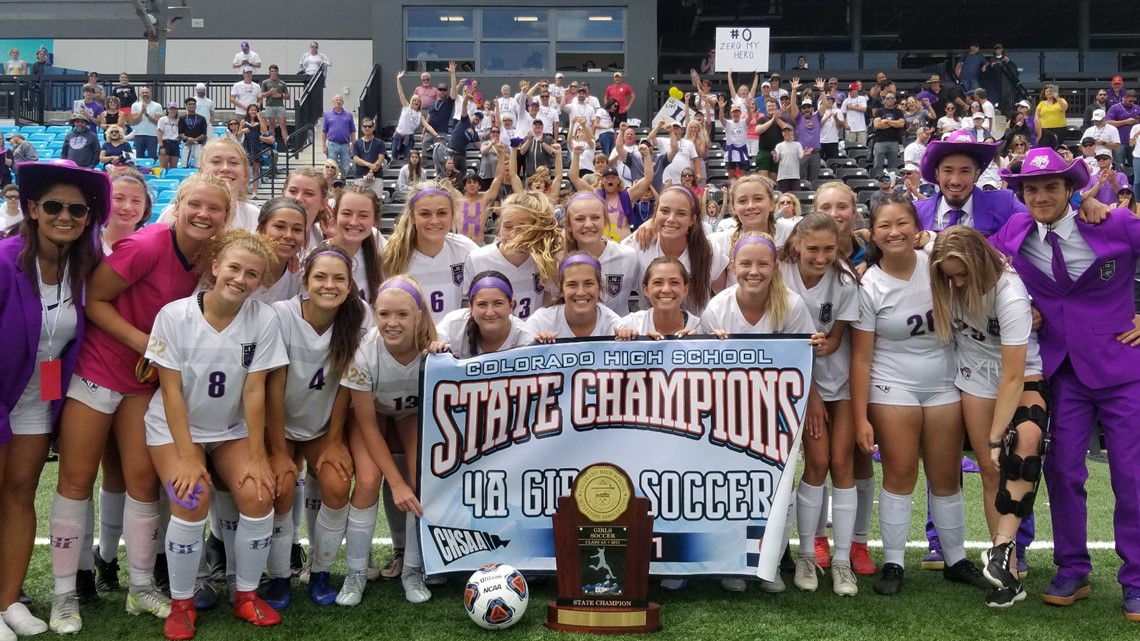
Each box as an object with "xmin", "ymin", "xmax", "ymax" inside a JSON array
[{"xmin": 360, "ymin": 137, "xmax": 374, "ymax": 154}]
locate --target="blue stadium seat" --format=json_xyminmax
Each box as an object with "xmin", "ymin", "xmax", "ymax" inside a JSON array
[
  {"xmin": 164, "ymin": 168, "xmax": 195, "ymax": 180},
  {"xmin": 153, "ymin": 191, "xmax": 177, "ymax": 207},
  {"xmin": 0, "ymin": 126, "xmax": 16, "ymax": 135},
  {"xmin": 135, "ymin": 158, "xmax": 156, "ymax": 170},
  {"xmin": 39, "ymin": 149, "xmax": 58, "ymax": 159},
  {"xmin": 19, "ymin": 126, "xmax": 46, "ymax": 134},
  {"xmin": 27, "ymin": 133, "xmax": 54, "ymax": 142},
  {"xmin": 148, "ymin": 179, "xmax": 180, "ymax": 192},
  {"xmin": 46, "ymin": 126, "xmax": 70, "ymax": 134}
]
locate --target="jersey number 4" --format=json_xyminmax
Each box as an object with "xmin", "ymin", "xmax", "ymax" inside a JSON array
[{"xmin": 309, "ymin": 368, "xmax": 326, "ymax": 391}]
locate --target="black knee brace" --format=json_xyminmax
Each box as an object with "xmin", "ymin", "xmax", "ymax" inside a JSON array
[{"xmin": 994, "ymin": 383, "xmax": 1050, "ymax": 519}]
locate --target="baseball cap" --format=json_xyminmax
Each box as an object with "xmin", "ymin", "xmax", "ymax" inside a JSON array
[
  {"xmin": 1081, "ymin": 136, "xmax": 1096, "ymax": 146},
  {"xmin": 730, "ymin": 103, "xmax": 742, "ymax": 112},
  {"xmin": 1016, "ymin": 100, "xmax": 1030, "ymax": 109},
  {"xmin": 601, "ymin": 168, "xmax": 620, "ymax": 178},
  {"xmin": 1096, "ymin": 149, "xmax": 1113, "ymax": 159},
  {"xmin": 1092, "ymin": 108, "xmax": 1106, "ymax": 120},
  {"xmin": 849, "ymin": 81, "xmax": 861, "ymax": 90},
  {"xmin": 761, "ymin": 81, "xmax": 771, "ymax": 88},
  {"xmin": 902, "ymin": 162, "xmax": 920, "ymax": 173},
  {"xmin": 877, "ymin": 174, "xmax": 892, "ymax": 182},
  {"xmin": 972, "ymin": 113, "xmax": 985, "ymax": 120},
  {"xmin": 437, "ymin": 82, "xmax": 447, "ymax": 90},
  {"xmin": 801, "ymin": 99, "xmax": 813, "ymax": 107},
  {"xmin": 1113, "ymin": 75, "xmax": 1124, "ymax": 83},
  {"xmin": 473, "ymin": 111, "xmax": 484, "ymax": 119},
  {"xmin": 166, "ymin": 102, "xmax": 178, "ymax": 109},
  {"xmin": 309, "ymin": 41, "xmax": 319, "ymax": 48},
  {"xmin": 240, "ymin": 41, "xmax": 249, "ymax": 49},
  {"xmin": 555, "ymin": 72, "xmax": 565, "ymax": 79}
]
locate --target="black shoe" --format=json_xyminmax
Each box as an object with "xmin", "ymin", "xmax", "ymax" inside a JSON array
[
  {"xmin": 93, "ymin": 546, "xmax": 121, "ymax": 593},
  {"xmin": 944, "ymin": 558, "xmax": 991, "ymax": 590},
  {"xmin": 76, "ymin": 569, "xmax": 99, "ymax": 604},
  {"xmin": 17, "ymin": 589, "xmax": 32, "ymax": 607},
  {"xmin": 206, "ymin": 533, "xmax": 226, "ymax": 582},
  {"xmin": 153, "ymin": 553, "xmax": 170, "ymax": 594},
  {"xmin": 779, "ymin": 546, "xmax": 795, "ymax": 573},
  {"xmin": 874, "ymin": 563, "xmax": 905, "ymax": 595},
  {"xmin": 290, "ymin": 543, "xmax": 306, "ymax": 577},
  {"xmin": 985, "ymin": 584, "xmax": 1027, "ymax": 608},
  {"xmin": 983, "ymin": 541, "xmax": 1017, "ymax": 591}
]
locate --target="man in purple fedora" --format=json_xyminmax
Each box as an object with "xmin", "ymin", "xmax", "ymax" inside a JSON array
[
  {"xmin": 916, "ymin": 129, "xmax": 1027, "ymax": 234},
  {"xmin": 990, "ymin": 147, "xmax": 1140, "ymax": 620}
]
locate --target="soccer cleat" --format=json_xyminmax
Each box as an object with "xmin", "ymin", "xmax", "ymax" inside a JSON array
[
  {"xmin": 660, "ymin": 579, "xmax": 688, "ymax": 591},
  {"xmin": 93, "ymin": 546, "xmax": 122, "ymax": 593},
  {"xmin": 153, "ymin": 554, "xmax": 171, "ymax": 593},
  {"xmin": 290, "ymin": 544, "xmax": 306, "ymax": 578},
  {"xmin": 380, "ymin": 548, "xmax": 405, "ymax": 580},
  {"xmin": 232, "ymin": 591, "xmax": 281, "ymax": 627},
  {"xmin": 719, "ymin": 579, "xmax": 747, "ymax": 592},
  {"xmin": 205, "ymin": 535, "xmax": 226, "ymax": 583},
  {"xmin": 193, "ymin": 580, "xmax": 219, "ymax": 611},
  {"xmin": 873, "ymin": 563, "xmax": 904, "ymax": 596},
  {"xmin": 814, "ymin": 537, "xmax": 831, "ymax": 570},
  {"xmin": 261, "ymin": 577, "xmax": 291, "ymax": 610},
  {"xmin": 793, "ymin": 556, "xmax": 821, "ymax": 591},
  {"xmin": 1, "ymin": 602, "xmax": 48, "ymax": 636},
  {"xmin": 365, "ymin": 553, "xmax": 381, "ymax": 581},
  {"xmin": 1124, "ymin": 586, "xmax": 1140, "ymax": 621},
  {"xmin": 308, "ymin": 572, "xmax": 337, "ymax": 605},
  {"xmin": 126, "ymin": 585, "xmax": 172, "ymax": 618},
  {"xmin": 17, "ymin": 590, "xmax": 32, "ymax": 607},
  {"xmin": 75, "ymin": 570, "xmax": 98, "ymax": 604},
  {"xmin": 1016, "ymin": 544, "xmax": 1028, "ymax": 579},
  {"xmin": 759, "ymin": 573, "xmax": 785, "ymax": 594},
  {"xmin": 48, "ymin": 591, "xmax": 82, "ymax": 635},
  {"xmin": 944, "ymin": 559, "xmax": 992, "ymax": 590},
  {"xmin": 986, "ymin": 585, "xmax": 1027, "ymax": 608},
  {"xmin": 850, "ymin": 542, "xmax": 877, "ymax": 576},
  {"xmin": 1042, "ymin": 574, "xmax": 1091, "ymax": 606},
  {"xmin": 163, "ymin": 599, "xmax": 196, "ymax": 641},
  {"xmin": 425, "ymin": 573, "xmax": 446, "ymax": 587},
  {"xmin": 983, "ymin": 541, "xmax": 1018, "ymax": 591},
  {"xmin": 335, "ymin": 571, "xmax": 367, "ymax": 607},
  {"xmin": 921, "ymin": 548, "xmax": 945, "ymax": 570},
  {"xmin": 779, "ymin": 546, "xmax": 795, "ymax": 573},
  {"xmin": 401, "ymin": 567, "xmax": 432, "ymax": 604},
  {"xmin": 831, "ymin": 562, "xmax": 858, "ymax": 597}
]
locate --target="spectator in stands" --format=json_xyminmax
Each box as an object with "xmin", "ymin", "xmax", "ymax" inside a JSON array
[
  {"xmin": 5, "ymin": 134, "xmax": 38, "ymax": 165},
  {"xmin": 81, "ymin": 72, "xmax": 105, "ymax": 104},
  {"xmin": 974, "ymin": 88, "xmax": 995, "ymax": 131},
  {"xmin": 872, "ymin": 92, "xmax": 905, "ymax": 175},
  {"xmin": 440, "ymin": 156, "xmax": 462, "ymax": 190},
  {"xmin": 1002, "ymin": 135, "xmax": 1030, "ymax": 168},
  {"xmin": 896, "ymin": 162, "xmax": 934, "ymax": 201},
  {"xmin": 98, "ymin": 125, "xmax": 133, "ymax": 170},
  {"xmin": 445, "ymin": 87, "xmax": 481, "ymax": 173},
  {"xmin": 926, "ymin": 74, "xmax": 966, "ymax": 117},
  {"xmin": 1078, "ymin": 137, "xmax": 1099, "ymax": 174},
  {"xmin": 1034, "ymin": 84, "xmax": 1069, "ymax": 148},
  {"xmin": 595, "ymin": 99, "xmax": 619, "ymax": 156},
  {"xmin": 1004, "ymin": 100, "xmax": 1036, "ymax": 147},
  {"xmin": 1082, "ymin": 150, "xmax": 1128, "ymax": 205},
  {"xmin": 870, "ymin": 173, "xmax": 895, "ymax": 210},
  {"xmin": 240, "ymin": 103, "xmax": 275, "ymax": 196},
  {"xmin": 321, "ymin": 94, "xmax": 355, "ymax": 178},
  {"xmin": 519, "ymin": 119, "xmax": 555, "ymax": 179},
  {"xmin": 72, "ymin": 86, "xmax": 104, "ymax": 127},
  {"xmin": 157, "ymin": 102, "xmax": 181, "ymax": 170},
  {"xmin": 0, "ymin": 184, "xmax": 20, "ymax": 229},
  {"xmin": 230, "ymin": 68, "xmax": 261, "ymax": 118},
  {"xmin": 477, "ymin": 127, "xmax": 500, "ymax": 190},
  {"xmin": 1107, "ymin": 75, "xmax": 1127, "ymax": 108},
  {"xmin": 794, "ymin": 56, "xmax": 809, "ymax": 70},
  {"xmin": 966, "ymin": 112, "xmax": 992, "ymax": 142},
  {"xmin": 818, "ymin": 94, "xmax": 841, "ymax": 161},
  {"xmin": 425, "ymin": 63, "xmax": 457, "ymax": 153},
  {"xmin": 868, "ymin": 71, "xmax": 896, "ymax": 110},
  {"xmin": 393, "ymin": 71, "xmax": 436, "ymax": 160},
  {"xmin": 936, "ymin": 102, "xmax": 962, "ymax": 137},
  {"xmin": 111, "ymin": 73, "xmax": 136, "ymax": 116},
  {"xmin": 1107, "ymin": 90, "xmax": 1139, "ymax": 168},
  {"xmin": 955, "ymin": 41, "xmax": 986, "ymax": 92},
  {"xmin": 769, "ymin": 74, "xmax": 790, "ymax": 100},
  {"xmin": 605, "ymin": 72, "xmax": 636, "ymax": 126},
  {"xmin": 298, "ymin": 41, "xmax": 331, "ymax": 77},
  {"xmin": 30, "ymin": 48, "xmax": 50, "ymax": 76},
  {"xmin": 840, "ymin": 82, "xmax": 868, "ymax": 146},
  {"xmin": 904, "ymin": 125, "xmax": 931, "ymax": 169},
  {"xmin": 61, "ymin": 114, "xmax": 100, "ymax": 169},
  {"xmin": 260, "ymin": 64, "xmax": 290, "ymax": 143},
  {"xmin": 699, "ymin": 49, "xmax": 715, "ymax": 75},
  {"xmin": 1083, "ymin": 89, "xmax": 1109, "ymax": 128},
  {"xmin": 394, "ymin": 149, "xmax": 422, "ymax": 201},
  {"xmin": 773, "ymin": 125, "xmax": 804, "ymax": 193},
  {"xmin": 816, "ymin": 77, "xmax": 846, "ymax": 110},
  {"xmin": 564, "ymin": 85, "xmax": 596, "ymax": 139},
  {"xmin": 5, "ymin": 49, "xmax": 27, "ymax": 76},
  {"xmin": 902, "ymin": 96, "xmax": 935, "ymax": 145},
  {"xmin": 1084, "ymin": 109, "xmax": 1121, "ymax": 159},
  {"xmin": 223, "ymin": 117, "xmax": 244, "ymax": 144},
  {"xmin": 754, "ymin": 97, "xmax": 785, "ymax": 180},
  {"xmin": 178, "ymin": 97, "xmax": 208, "ymax": 168},
  {"xmin": 233, "ymin": 41, "xmax": 261, "ymax": 74},
  {"xmin": 1118, "ymin": 186, "xmax": 1137, "ymax": 214},
  {"xmin": 351, "ymin": 117, "xmax": 387, "ymax": 197},
  {"xmin": 193, "ymin": 82, "xmax": 216, "ymax": 137},
  {"xmin": 789, "ymin": 82, "xmax": 822, "ymax": 183},
  {"xmin": 414, "ymin": 72, "xmax": 439, "ymax": 112},
  {"xmin": 1129, "ymin": 120, "xmax": 1140, "ymax": 194}
]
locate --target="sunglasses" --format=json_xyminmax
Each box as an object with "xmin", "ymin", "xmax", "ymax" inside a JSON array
[
  {"xmin": 362, "ymin": 123, "xmax": 375, "ymax": 128},
  {"xmin": 681, "ymin": 173, "xmax": 694, "ymax": 178},
  {"xmin": 3, "ymin": 194, "xmax": 18, "ymax": 200},
  {"xmin": 490, "ymin": 129, "xmax": 500, "ymax": 133},
  {"xmin": 36, "ymin": 200, "xmax": 90, "ymax": 218}
]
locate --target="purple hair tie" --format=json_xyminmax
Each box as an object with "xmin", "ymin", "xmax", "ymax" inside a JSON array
[
  {"xmin": 732, "ymin": 234, "xmax": 777, "ymax": 259},
  {"xmin": 409, "ymin": 187, "xmax": 451, "ymax": 208},
  {"xmin": 567, "ymin": 192, "xmax": 606, "ymax": 209},
  {"xmin": 663, "ymin": 185, "xmax": 698, "ymax": 210},
  {"xmin": 378, "ymin": 278, "xmax": 424, "ymax": 307},
  {"xmin": 165, "ymin": 480, "xmax": 204, "ymax": 511},
  {"xmin": 559, "ymin": 253, "xmax": 602, "ymax": 275},
  {"xmin": 469, "ymin": 275, "xmax": 513, "ymax": 300},
  {"xmin": 305, "ymin": 249, "xmax": 351, "ymax": 266}
]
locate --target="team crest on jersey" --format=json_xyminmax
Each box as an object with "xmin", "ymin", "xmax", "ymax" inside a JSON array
[
  {"xmin": 451, "ymin": 263, "xmax": 465, "ymax": 286},
  {"xmin": 960, "ymin": 367, "xmax": 973, "ymax": 380},
  {"xmin": 533, "ymin": 273, "xmax": 545, "ymax": 293},
  {"xmin": 81, "ymin": 377, "xmax": 100, "ymax": 394},
  {"xmin": 875, "ymin": 385, "xmax": 891, "ymax": 393},
  {"xmin": 987, "ymin": 317, "xmax": 1001, "ymax": 337},
  {"xmin": 241, "ymin": 343, "xmax": 257, "ymax": 368},
  {"xmin": 819, "ymin": 302, "xmax": 833, "ymax": 325},
  {"xmin": 1101, "ymin": 260, "xmax": 1116, "ymax": 281},
  {"xmin": 606, "ymin": 274, "xmax": 623, "ymax": 297}
]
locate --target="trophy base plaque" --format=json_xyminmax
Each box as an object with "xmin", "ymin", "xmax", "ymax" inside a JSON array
[{"xmin": 545, "ymin": 602, "xmax": 661, "ymax": 634}]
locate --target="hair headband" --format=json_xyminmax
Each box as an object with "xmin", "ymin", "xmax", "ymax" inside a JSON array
[
  {"xmin": 304, "ymin": 249, "xmax": 352, "ymax": 270},
  {"xmin": 409, "ymin": 187, "xmax": 450, "ymax": 208},
  {"xmin": 567, "ymin": 192, "xmax": 605, "ymax": 209},
  {"xmin": 559, "ymin": 253, "xmax": 602, "ymax": 275},
  {"xmin": 378, "ymin": 278, "xmax": 424, "ymax": 307},
  {"xmin": 469, "ymin": 276, "xmax": 513, "ymax": 300},
  {"xmin": 264, "ymin": 199, "xmax": 306, "ymax": 219},
  {"xmin": 733, "ymin": 234, "xmax": 777, "ymax": 259},
  {"xmin": 663, "ymin": 185, "xmax": 698, "ymax": 210}
]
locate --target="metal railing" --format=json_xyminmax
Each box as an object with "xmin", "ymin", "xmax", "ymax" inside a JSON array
[{"xmin": 358, "ymin": 64, "xmax": 382, "ymax": 129}]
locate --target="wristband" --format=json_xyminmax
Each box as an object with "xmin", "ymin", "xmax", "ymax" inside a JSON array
[{"xmin": 988, "ymin": 440, "xmax": 1003, "ymax": 449}]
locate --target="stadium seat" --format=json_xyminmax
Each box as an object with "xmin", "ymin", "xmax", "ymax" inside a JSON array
[
  {"xmin": 846, "ymin": 178, "xmax": 880, "ymax": 192},
  {"xmin": 790, "ymin": 191, "xmax": 816, "ymax": 206},
  {"xmin": 39, "ymin": 149, "xmax": 58, "ymax": 159},
  {"xmin": 135, "ymin": 158, "xmax": 156, "ymax": 170},
  {"xmin": 827, "ymin": 158, "xmax": 855, "ymax": 169},
  {"xmin": 148, "ymin": 179, "xmax": 179, "ymax": 192},
  {"xmin": 46, "ymin": 126, "xmax": 70, "ymax": 134},
  {"xmin": 836, "ymin": 168, "xmax": 869, "ymax": 181},
  {"xmin": 27, "ymin": 133, "xmax": 54, "ymax": 142},
  {"xmin": 164, "ymin": 168, "xmax": 195, "ymax": 180},
  {"xmin": 19, "ymin": 126, "xmax": 46, "ymax": 134}
]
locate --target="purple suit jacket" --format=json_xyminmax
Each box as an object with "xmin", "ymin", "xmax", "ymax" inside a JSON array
[
  {"xmin": 990, "ymin": 210, "xmax": 1140, "ymax": 387},
  {"xmin": 0, "ymin": 235, "xmax": 87, "ymax": 444},
  {"xmin": 916, "ymin": 186, "xmax": 1027, "ymax": 235}
]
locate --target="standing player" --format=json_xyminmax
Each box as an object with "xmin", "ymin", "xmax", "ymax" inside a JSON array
[
  {"xmin": 433, "ymin": 271, "xmax": 536, "ymax": 357},
  {"xmin": 525, "ymin": 255, "xmax": 630, "ymax": 340},
  {"xmin": 146, "ymin": 231, "xmax": 290, "ymax": 639},
  {"xmin": 708, "ymin": 175, "xmax": 777, "ymax": 286},
  {"xmin": 562, "ymin": 193, "xmax": 640, "ymax": 315}
]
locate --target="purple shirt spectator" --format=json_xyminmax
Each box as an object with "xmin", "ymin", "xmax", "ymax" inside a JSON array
[
  {"xmin": 1086, "ymin": 169, "xmax": 1130, "ymax": 205},
  {"xmin": 322, "ymin": 108, "xmax": 355, "ymax": 143},
  {"xmin": 794, "ymin": 112, "xmax": 822, "ymax": 149},
  {"xmin": 1107, "ymin": 101, "xmax": 1140, "ymax": 146}
]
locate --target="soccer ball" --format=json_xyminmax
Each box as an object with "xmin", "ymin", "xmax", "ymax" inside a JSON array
[{"xmin": 463, "ymin": 563, "xmax": 529, "ymax": 630}]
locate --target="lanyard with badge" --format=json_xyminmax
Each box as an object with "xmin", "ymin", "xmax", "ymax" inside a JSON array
[{"xmin": 37, "ymin": 262, "xmax": 65, "ymax": 401}]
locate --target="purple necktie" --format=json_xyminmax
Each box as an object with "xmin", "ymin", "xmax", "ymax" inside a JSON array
[
  {"xmin": 947, "ymin": 209, "xmax": 964, "ymax": 227},
  {"xmin": 1045, "ymin": 230, "xmax": 1073, "ymax": 287}
]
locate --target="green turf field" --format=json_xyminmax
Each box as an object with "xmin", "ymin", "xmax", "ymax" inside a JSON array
[{"xmin": 21, "ymin": 454, "xmax": 1131, "ymax": 640}]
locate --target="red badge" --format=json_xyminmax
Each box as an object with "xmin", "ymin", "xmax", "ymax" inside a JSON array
[{"xmin": 40, "ymin": 360, "xmax": 62, "ymax": 401}]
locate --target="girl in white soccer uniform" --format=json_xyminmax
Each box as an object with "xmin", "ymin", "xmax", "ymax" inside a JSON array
[
  {"xmin": 929, "ymin": 227, "xmax": 1046, "ymax": 607},
  {"xmin": 331, "ymin": 186, "xmax": 386, "ymax": 304},
  {"xmin": 708, "ymin": 175, "xmax": 777, "ymax": 287},
  {"xmin": 778, "ymin": 213, "xmax": 862, "ymax": 596},
  {"xmin": 851, "ymin": 196, "xmax": 986, "ymax": 597},
  {"xmin": 384, "ymin": 183, "xmax": 478, "ymax": 323},
  {"xmin": 461, "ymin": 191, "xmax": 559, "ymax": 320},
  {"xmin": 250, "ymin": 198, "xmax": 307, "ymax": 304},
  {"xmin": 434, "ymin": 270, "xmax": 536, "ymax": 357},
  {"xmin": 525, "ymin": 254, "xmax": 632, "ymax": 340},
  {"xmin": 339, "ymin": 277, "xmax": 428, "ymax": 605},
  {"xmin": 563, "ymin": 193, "xmax": 640, "ymax": 315},
  {"xmin": 624, "ymin": 186, "xmax": 728, "ymax": 316},
  {"xmin": 157, "ymin": 138, "xmax": 261, "ymax": 232},
  {"xmin": 145, "ymin": 231, "xmax": 290, "ymax": 638},
  {"xmin": 618, "ymin": 257, "xmax": 704, "ymax": 336}
]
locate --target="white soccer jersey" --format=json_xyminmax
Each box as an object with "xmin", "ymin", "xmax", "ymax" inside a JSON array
[
  {"xmin": 341, "ymin": 328, "xmax": 422, "ymax": 420},
  {"xmin": 774, "ymin": 216, "xmax": 801, "ymax": 248},
  {"xmin": 346, "ymin": 230, "xmax": 387, "ymax": 302},
  {"xmin": 618, "ymin": 309, "xmax": 703, "ymax": 335},
  {"xmin": 435, "ymin": 309, "xmax": 535, "ymax": 358},
  {"xmin": 951, "ymin": 270, "xmax": 1043, "ymax": 398},
  {"xmin": 853, "ymin": 251, "xmax": 955, "ymax": 392},
  {"xmin": 708, "ymin": 230, "xmax": 743, "ymax": 286},
  {"xmin": 523, "ymin": 304, "xmax": 623, "ymax": 339},
  {"xmin": 700, "ymin": 285, "xmax": 817, "ymax": 334},
  {"xmin": 598, "ymin": 240, "xmax": 641, "ymax": 315},
  {"xmin": 144, "ymin": 296, "xmax": 289, "ymax": 445},
  {"xmin": 250, "ymin": 270, "xmax": 302, "ymax": 304},
  {"xmin": 410, "ymin": 233, "xmax": 478, "ymax": 323},
  {"xmin": 629, "ymin": 238, "xmax": 729, "ymax": 315},
  {"xmin": 783, "ymin": 261, "xmax": 860, "ymax": 401},
  {"xmin": 461, "ymin": 243, "xmax": 546, "ymax": 320}
]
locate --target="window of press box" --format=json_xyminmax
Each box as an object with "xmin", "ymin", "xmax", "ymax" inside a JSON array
[
  {"xmin": 406, "ymin": 42, "xmax": 475, "ymax": 74},
  {"xmin": 482, "ymin": 10, "xmax": 550, "ymax": 39},
  {"xmin": 405, "ymin": 9, "xmax": 474, "ymax": 39},
  {"xmin": 482, "ymin": 42, "xmax": 548, "ymax": 72},
  {"xmin": 556, "ymin": 10, "xmax": 624, "ymax": 41},
  {"xmin": 556, "ymin": 42, "xmax": 624, "ymax": 73}
]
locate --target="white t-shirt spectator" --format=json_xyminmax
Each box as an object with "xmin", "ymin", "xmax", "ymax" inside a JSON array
[
  {"xmin": 130, "ymin": 100, "xmax": 163, "ymax": 137},
  {"xmin": 1130, "ymin": 123, "xmax": 1140, "ymax": 159},
  {"xmin": 298, "ymin": 52, "xmax": 331, "ymax": 75},
  {"xmin": 1083, "ymin": 123, "xmax": 1120, "ymax": 150},
  {"xmin": 980, "ymin": 101, "xmax": 996, "ymax": 131},
  {"xmin": 775, "ymin": 140, "xmax": 803, "ymax": 181},
  {"xmin": 230, "ymin": 80, "xmax": 261, "ymax": 116},
  {"xmin": 663, "ymin": 138, "xmax": 698, "ymax": 184},
  {"xmin": 233, "ymin": 51, "xmax": 262, "ymax": 74},
  {"xmin": 904, "ymin": 140, "xmax": 926, "ymax": 168},
  {"xmin": 594, "ymin": 108, "xmax": 614, "ymax": 136},
  {"xmin": 820, "ymin": 107, "xmax": 839, "ymax": 144},
  {"xmin": 841, "ymin": 95, "xmax": 868, "ymax": 133}
]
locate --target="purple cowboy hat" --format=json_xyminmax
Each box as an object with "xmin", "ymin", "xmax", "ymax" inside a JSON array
[
  {"xmin": 16, "ymin": 159, "xmax": 112, "ymax": 226},
  {"xmin": 919, "ymin": 129, "xmax": 1001, "ymax": 184},
  {"xmin": 999, "ymin": 147, "xmax": 1090, "ymax": 188}
]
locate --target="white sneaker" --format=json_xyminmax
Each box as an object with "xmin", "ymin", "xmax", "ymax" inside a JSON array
[
  {"xmin": 794, "ymin": 556, "xmax": 821, "ymax": 591},
  {"xmin": 0, "ymin": 616, "xmax": 15, "ymax": 641},
  {"xmin": 401, "ymin": 566, "xmax": 432, "ymax": 604},
  {"xmin": 759, "ymin": 573, "xmax": 785, "ymax": 593},
  {"xmin": 831, "ymin": 562, "xmax": 859, "ymax": 596},
  {"xmin": 719, "ymin": 579, "xmax": 747, "ymax": 592},
  {"xmin": 2, "ymin": 602, "xmax": 48, "ymax": 636},
  {"xmin": 126, "ymin": 585, "xmax": 172, "ymax": 619},
  {"xmin": 335, "ymin": 571, "xmax": 367, "ymax": 607},
  {"xmin": 49, "ymin": 592, "xmax": 82, "ymax": 635}
]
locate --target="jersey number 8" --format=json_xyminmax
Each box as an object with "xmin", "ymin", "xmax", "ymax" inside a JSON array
[{"xmin": 207, "ymin": 371, "xmax": 226, "ymax": 398}]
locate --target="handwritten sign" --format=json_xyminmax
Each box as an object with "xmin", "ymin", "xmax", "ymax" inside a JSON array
[{"xmin": 714, "ymin": 27, "xmax": 770, "ymax": 73}]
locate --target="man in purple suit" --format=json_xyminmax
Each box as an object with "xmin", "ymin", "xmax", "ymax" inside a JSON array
[
  {"xmin": 917, "ymin": 130, "xmax": 1028, "ymax": 234},
  {"xmin": 991, "ymin": 147, "xmax": 1140, "ymax": 620}
]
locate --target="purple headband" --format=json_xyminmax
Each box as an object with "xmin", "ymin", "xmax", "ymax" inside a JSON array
[
  {"xmin": 304, "ymin": 249, "xmax": 352, "ymax": 270},
  {"xmin": 559, "ymin": 253, "xmax": 602, "ymax": 275},
  {"xmin": 409, "ymin": 187, "xmax": 450, "ymax": 208},
  {"xmin": 469, "ymin": 276, "xmax": 513, "ymax": 300},
  {"xmin": 567, "ymin": 192, "xmax": 605, "ymax": 209},
  {"xmin": 378, "ymin": 278, "xmax": 424, "ymax": 307},
  {"xmin": 662, "ymin": 185, "xmax": 698, "ymax": 210},
  {"xmin": 732, "ymin": 234, "xmax": 777, "ymax": 259}
]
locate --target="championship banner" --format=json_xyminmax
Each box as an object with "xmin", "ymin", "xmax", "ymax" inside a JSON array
[{"xmin": 418, "ymin": 337, "xmax": 812, "ymax": 581}]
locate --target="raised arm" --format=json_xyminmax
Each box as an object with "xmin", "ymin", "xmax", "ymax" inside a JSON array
[
  {"xmin": 395, "ymin": 70, "xmax": 410, "ymax": 108},
  {"xmin": 627, "ymin": 143, "xmax": 655, "ymax": 201},
  {"xmin": 448, "ymin": 61, "xmax": 458, "ymax": 100},
  {"xmin": 568, "ymin": 146, "xmax": 592, "ymax": 192},
  {"xmin": 549, "ymin": 142, "xmax": 563, "ymax": 197}
]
